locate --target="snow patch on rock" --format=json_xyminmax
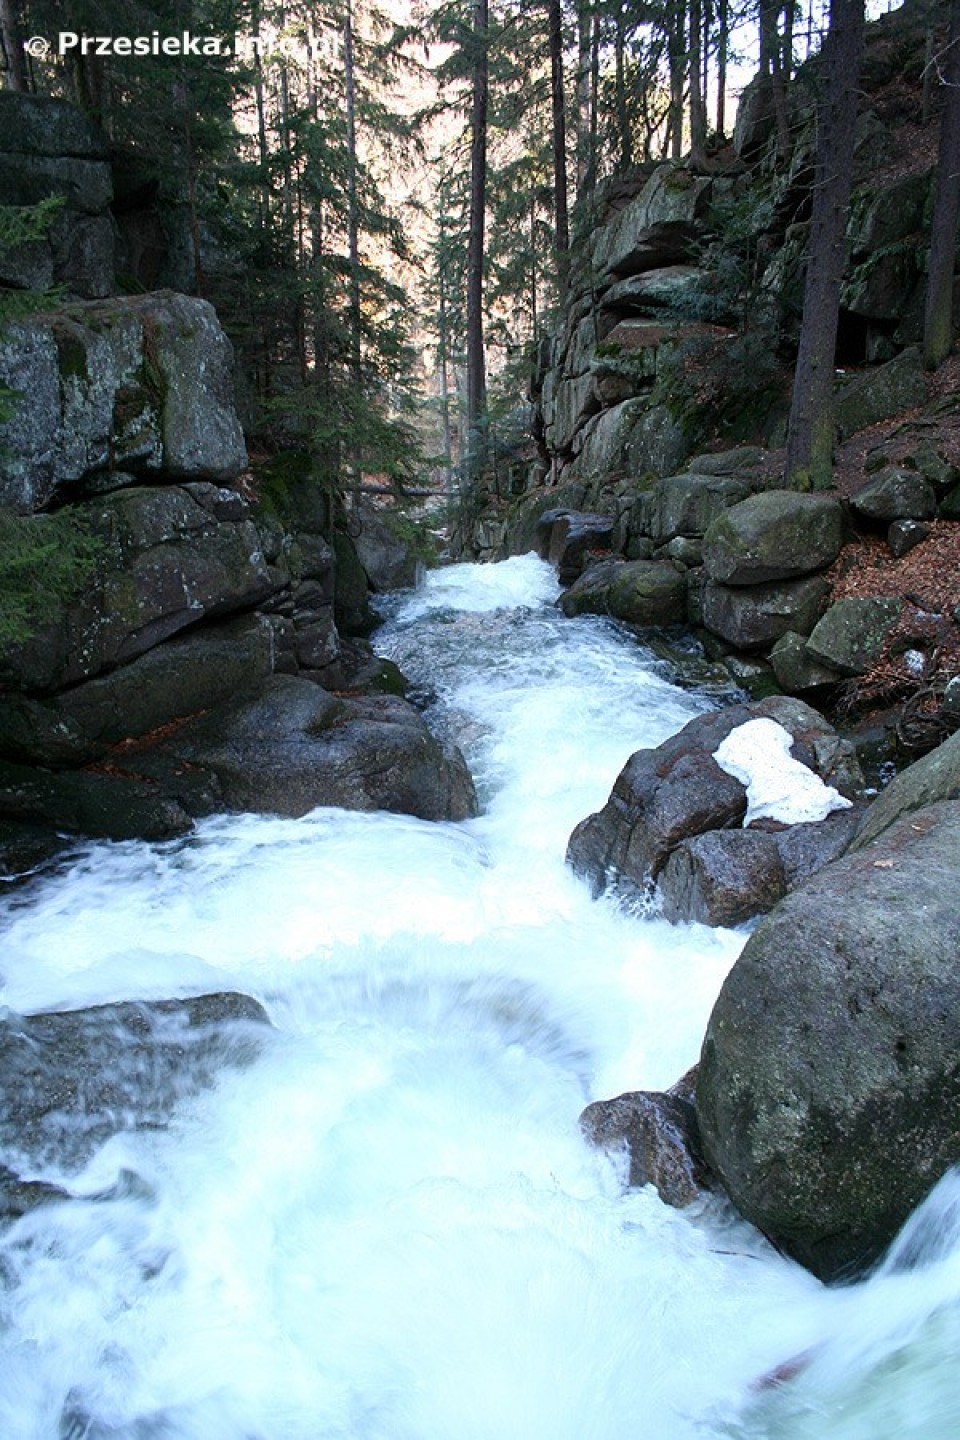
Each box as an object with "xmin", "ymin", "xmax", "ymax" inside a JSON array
[{"xmin": 714, "ymin": 717, "xmax": 853, "ymax": 827}]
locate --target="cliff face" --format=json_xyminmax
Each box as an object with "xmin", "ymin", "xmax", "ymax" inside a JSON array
[{"xmin": 0, "ymin": 95, "xmax": 459, "ymax": 869}]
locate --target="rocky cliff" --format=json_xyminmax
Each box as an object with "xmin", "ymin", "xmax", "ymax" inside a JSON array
[{"xmin": 0, "ymin": 95, "xmax": 471, "ymax": 871}]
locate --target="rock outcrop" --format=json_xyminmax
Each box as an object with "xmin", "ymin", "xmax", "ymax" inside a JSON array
[{"xmin": 0, "ymin": 292, "xmax": 248, "ymax": 512}]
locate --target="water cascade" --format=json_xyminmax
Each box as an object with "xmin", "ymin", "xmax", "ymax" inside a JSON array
[{"xmin": 1, "ymin": 555, "xmax": 959, "ymax": 1438}]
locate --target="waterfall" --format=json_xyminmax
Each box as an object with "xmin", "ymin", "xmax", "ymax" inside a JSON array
[{"xmin": 1, "ymin": 554, "xmax": 958, "ymax": 1439}]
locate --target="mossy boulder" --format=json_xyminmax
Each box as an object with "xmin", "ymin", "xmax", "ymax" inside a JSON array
[
  {"xmin": 647, "ymin": 473, "xmax": 752, "ymax": 543},
  {"xmin": 702, "ymin": 491, "xmax": 845, "ymax": 585},
  {"xmin": 805, "ymin": 595, "xmax": 903, "ymax": 675}
]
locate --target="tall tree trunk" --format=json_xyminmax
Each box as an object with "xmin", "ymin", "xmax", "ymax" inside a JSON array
[
  {"xmin": 924, "ymin": 0, "xmax": 960, "ymax": 369},
  {"xmin": 716, "ymin": 0, "xmax": 729, "ymax": 135},
  {"xmin": 668, "ymin": 0, "xmax": 686, "ymax": 161},
  {"xmin": 343, "ymin": 0, "xmax": 362, "ymax": 377},
  {"xmin": 689, "ymin": 0, "xmax": 708, "ymax": 165},
  {"xmin": 466, "ymin": 0, "xmax": 489, "ymax": 480},
  {"xmin": 575, "ymin": 0, "xmax": 594, "ymax": 193},
  {"xmin": 784, "ymin": 0, "xmax": 865, "ymax": 490},
  {"xmin": 0, "ymin": 0, "xmax": 27, "ymax": 92},
  {"xmin": 614, "ymin": 4, "xmax": 631, "ymax": 169},
  {"xmin": 759, "ymin": 0, "xmax": 792, "ymax": 158},
  {"xmin": 547, "ymin": 0, "xmax": 570, "ymax": 285}
]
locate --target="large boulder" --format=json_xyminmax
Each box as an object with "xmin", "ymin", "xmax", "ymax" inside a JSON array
[
  {"xmin": 0, "ymin": 292, "xmax": 248, "ymax": 511},
  {"xmin": 0, "ymin": 485, "xmax": 281, "ymax": 693},
  {"xmin": 0, "ymin": 614, "xmax": 281, "ymax": 766},
  {"xmin": 701, "ymin": 574, "xmax": 830, "ymax": 649},
  {"xmin": 849, "ymin": 468, "xmax": 937, "ymax": 522},
  {"xmin": 164, "ymin": 675, "xmax": 478, "ymax": 822},
  {"xmin": 848, "ymin": 727, "xmax": 960, "ymax": 850},
  {"xmin": 647, "ymin": 472, "xmax": 752, "ymax": 542},
  {"xmin": 702, "ymin": 491, "xmax": 845, "ymax": 584},
  {"xmin": 560, "ymin": 559, "xmax": 687, "ymax": 626},
  {"xmin": 352, "ymin": 502, "xmax": 420, "ymax": 592},
  {"xmin": 567, "ymin": 695, "xmax": 862, "ymax": 899},
  {"xmin": 696, "ymin": 798, "xmax": 960, "ymax": 1281},
  {"xmin": 834, "ymin": 347, "xmax": 928, "ymax": 440},
  {"xmin": 547, "ymin": 511, "xmax": 615, "ymax": 583}
]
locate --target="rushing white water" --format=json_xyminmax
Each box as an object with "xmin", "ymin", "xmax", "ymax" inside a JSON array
[{"xmin": 1, "ymin": 553, "xmax": 959, "ymax": 1439}]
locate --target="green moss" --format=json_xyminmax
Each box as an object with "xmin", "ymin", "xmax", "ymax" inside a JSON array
[
  {"xmin": 0, "ymin": 508, "xmax": 103, "ymax": 647},
  {"xmin": 53, "ymin": 325, "xmax": 89, "ymax": 383}
]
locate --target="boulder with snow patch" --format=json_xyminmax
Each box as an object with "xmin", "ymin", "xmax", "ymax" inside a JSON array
[{"xmin": 566, "ymin": 695, "xmax": 864, "ymax": 906}]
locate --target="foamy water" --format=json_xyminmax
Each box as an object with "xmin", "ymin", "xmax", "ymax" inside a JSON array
[{"xmin": 1, "ymin": 554, "xmax": 958, "ymax": 1438}]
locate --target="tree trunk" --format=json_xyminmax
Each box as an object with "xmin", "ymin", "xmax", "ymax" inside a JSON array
[
  {"xmin": 575, "ymin": 0, "xmax": 594, "ymax": 193},
  {"xmin": 466, "ymin": 0, "xmax": 489, "ymax": 480},
  {"xmin": 547, "ymin": 0, "xmax": 570, "ymax": 285},
  {"xmin": 668, "ymin": 0, "xmax": 686, "ymax": 161},
  {"xmin": 689, "ymin": 0, "xmax": 708, "ymax": 166},
  {"xmin": 716, "ymin": 0, "xmax": 729, "ymax": 135},
  {"xmin": 615, "ymin": 4, "xmax": 631, "ymax": 169},
  {"xmin": 784, "ymin": 0, "xmax": 865, "ymax": 490},
  {"xmin": 0, "ymin": 0, "xmax": 28, "ymax": 92},
  {"xmin": 924, "ymin": 0, "xmax": 960, "ymax": 369},
  {"xmin": 343, "ymin": 0, "xmax": 362, "ymax": 378}
]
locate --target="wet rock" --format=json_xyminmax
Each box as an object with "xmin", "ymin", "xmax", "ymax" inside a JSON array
[
  {"xmin": 658, "ymin": 828, "xmax": 786, "ymax": 927},
  {"xmin": 702, "ymin": 491, "xmax": 845, "ymax": 585},
  {"xmin": 580, "ymin": 1077, "xmax": 713, "ymax": 1208},
  {"xmin": 558, "ymin": 558, "xmax": 624, "ymax": 616},
  {"xmin": 165, "ymin": 674, "xmax": 478, "ymax": 822},
  {"xmin": 701, "ymin": 574, "xmax": 830, "ymax": 650},
  {"xmin": 0, "ymin": 485, "xmax": 280, "ymax": 694},
  {"xmin": 848, "ymin": 727, "xmax": 960, "ymax": 850},
  {"xmin": 805, "ymin": 595, "xmax": 903, "ymax": 676},
  {"xmin": 0, "ymin": 758, "xmax": 196, "ymax": 843},
  {"xmin": 0, "ymin": 615, "xmax": 280, "ymax": 766},
  {"xmin": 0, "ymin": 994, "xmax": 270, "ymax": 1178},
  {"xmin": 607, "ymin": 560, "xmax": 688, "ymax": 626},
  {"xmin": 696, "ymin": 799, "xmax": 960, "ymax": 1281},
  {"xmin": 851, "ymin": 469, "xmax": 937, "ymax": 522}
]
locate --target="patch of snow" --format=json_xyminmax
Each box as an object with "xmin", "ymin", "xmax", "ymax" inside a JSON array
[
  {"xmin": 714, "ymin": 717, "xmax": 853, "ymax": 827},
  {"xmin": 904, "ymin": 649, "xmax": 925, "ymax": 677}
]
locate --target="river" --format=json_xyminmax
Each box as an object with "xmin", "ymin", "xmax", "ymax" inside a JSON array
[{"xmin": 1, "ymin": 553, "xmax": 958, "ymax": 1438}]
